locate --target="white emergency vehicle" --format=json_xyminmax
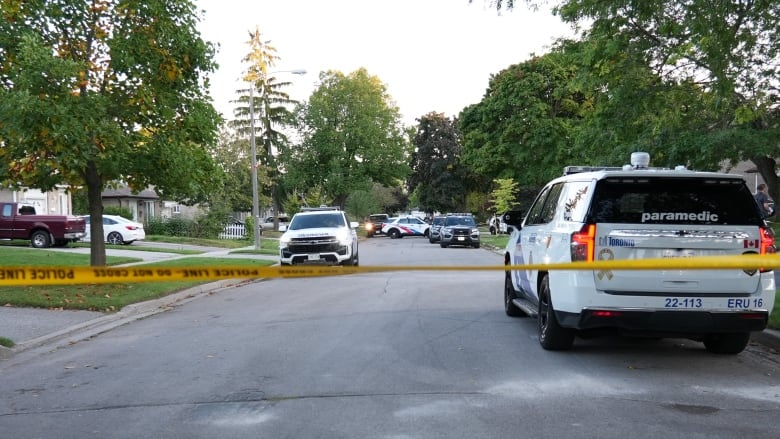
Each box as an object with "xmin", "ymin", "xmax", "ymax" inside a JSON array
[
  {"xmin": 279, "ymin": 207, "xmax": 359, "ymax": 266},
  {"xmin": 502, "ymin": 153, "xmax": 776, "ymax": 354}
]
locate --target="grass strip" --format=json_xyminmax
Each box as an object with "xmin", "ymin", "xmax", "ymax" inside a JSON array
[{"xmin": 0, "ymin": 256, "xmax": 274, "ymax": 312}]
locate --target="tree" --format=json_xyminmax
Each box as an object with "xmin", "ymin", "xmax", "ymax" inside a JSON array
[
  {"xmin": 345, "ymin": 190, "xmax": 380, "ymax": 221},
  {"xmin": 459, "ymin": 50, "xmax": 592, "ymax": 188},
  {"xmin": 0, "ymin": 0, "xmax": 221, "ymax": 266},
  {"xmin": 408, "ymin": 112, "xmax": 467, "ymax": 213},
  {"xmin": 489, "ymin": 178, "xmax": 519, "ymax": 214},
  {"xmin": 369, "ymin": 183, "xmax": 404, "ymax": 214},
  {"xmin": 211, "ymin": 128, "xmax": 270, "ymax": 214},
  {"xmin": 486, "ymin": 0, "xmax": 780, "ymax": 201},
  {"xmin": 230, "ymin": 27, "xmax": 299, "ymax": 231},
  {"xmin": 283, "ymin": 68, "xmax": 411, "ymax": 208}
]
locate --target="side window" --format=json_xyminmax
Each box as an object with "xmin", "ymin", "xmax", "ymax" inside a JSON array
[
  {"xmin": 562, "ymin": 181, "xmax": 592, "ymax": 222},
  {"xmin": 1, "ymin": 204, "xmax": 11, "ymax": 217},
  {"xmin": 525, "ymin": 186, "xmax": 552, "ymax": 225},
  {"xmin": 538, "ymin": 183, "xmax": 564, "ymax": 224}
]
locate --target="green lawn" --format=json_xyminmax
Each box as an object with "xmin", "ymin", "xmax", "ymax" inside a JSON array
[
  {"xmin": 0, "ymin": 247, "xmax": 142, "ymax": 266},
  {"xmin": 0, "ymin": 251, "xmax": 274, "ymax": 312}
]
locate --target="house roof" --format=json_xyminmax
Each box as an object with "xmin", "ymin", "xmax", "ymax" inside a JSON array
[{"xmin": 101, "ymin": 187, "xmax": 159, "ymax": 200}]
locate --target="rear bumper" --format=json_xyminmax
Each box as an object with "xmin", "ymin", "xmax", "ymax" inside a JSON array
[{"xmin": 558, "ymin": 308, "xmax": 768, "ymax": 335}]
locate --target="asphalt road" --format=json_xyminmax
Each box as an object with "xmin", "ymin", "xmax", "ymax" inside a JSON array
[{"xmin": 0, "ymin": 236, "xmax": 778, "ymax": 438}]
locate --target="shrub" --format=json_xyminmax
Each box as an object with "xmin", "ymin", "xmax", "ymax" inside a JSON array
[{"xmin": 104, "ymin": 206, "xmax": 134, "ymax": 220}]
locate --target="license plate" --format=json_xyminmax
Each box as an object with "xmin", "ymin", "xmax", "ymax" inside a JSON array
[
  {"xmin": 307, "ymin": 253, "xmax": 319, "ymax": 261},
  {"xmin": 662, "ymin": 249, "xmax": 696, "ymax": 258},
  {"xmin": 457, "ymin": 237, "xmax": 465, "ymax": 241},
  {"xmin": 664, "ymin": 297, "xmax": 766, "ymax": 309},
  {"xmin": 663, "ymin": 297, "xmax": 703, "ymax": 308}
]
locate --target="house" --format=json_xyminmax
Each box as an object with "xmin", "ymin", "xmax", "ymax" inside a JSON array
[
  {"xmin": 101, "ymin": 186, "xmax": 161, "ymax": 223},
  {"xmin": 101, "ymin": 186, "xmax": 205, "ymax": 222},
  {"xmin": 0, "ymin": 186, "xmax": 74, "ymax": 215},
  {"xmin": 721, "ymin": 159, "xmax": 778, "ymax": 193}
]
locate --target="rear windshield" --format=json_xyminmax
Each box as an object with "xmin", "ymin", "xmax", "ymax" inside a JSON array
[{"xmin": 589, "ymin": 177, "xmax": 762, "ymax": 225}]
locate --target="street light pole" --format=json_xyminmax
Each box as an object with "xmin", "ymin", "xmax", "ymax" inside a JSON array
[
  {"xmin": 248, "ymin": 69, "xmax": 306, "ymax": 250},
  {"xmin": 249, "ymin": 83, "xmax": 261, "ymax": 250}
]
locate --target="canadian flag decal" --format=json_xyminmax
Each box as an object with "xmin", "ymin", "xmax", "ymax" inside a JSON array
[{"xmin": 743, "ymin": 239, "xmax": 759, "ymax": 249}]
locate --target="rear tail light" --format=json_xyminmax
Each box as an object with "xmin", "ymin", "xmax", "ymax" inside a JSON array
[
  {"xmin": 571, "ymin": 224, "xmax": 596, "ymax": 262},
  {"xmin": 738, "ymin": 312, "xmax": 766, "ymax": 320},
  {"xmin": 759, "ymin": 225, "xmax": 775, "ymax": 273},
  {"xmin": 759, "ymin": 226, "xmax": 775, "ymax": 255}
]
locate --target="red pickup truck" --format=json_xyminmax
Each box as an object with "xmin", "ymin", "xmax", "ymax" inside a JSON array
[{"xmin": 0, "ymin": 202, "xmax": 87, "ymax": 248}]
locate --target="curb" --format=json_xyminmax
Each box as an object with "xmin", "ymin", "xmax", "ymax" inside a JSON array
[
  {"xmin": 751, "ymin": 328, "xmax": 780, "ymax": 351},
  {"xmin": 3, "ymin": 277, "xmax": 259, "ymax": 359}
]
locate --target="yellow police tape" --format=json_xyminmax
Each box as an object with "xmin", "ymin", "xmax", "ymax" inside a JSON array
[{"xmin": 1, "ymin": 254, "xmax": 780, "ymax": 286}]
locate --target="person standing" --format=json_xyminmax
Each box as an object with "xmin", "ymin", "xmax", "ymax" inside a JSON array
[{"xmin": 754, "ymin": 183, "xmax": 775, "ymax": 219}]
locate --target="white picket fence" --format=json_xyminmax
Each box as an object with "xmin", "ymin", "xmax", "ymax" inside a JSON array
[{"xmin": 219, "ymin": 223, "xmax": 247, "ymax": 240}]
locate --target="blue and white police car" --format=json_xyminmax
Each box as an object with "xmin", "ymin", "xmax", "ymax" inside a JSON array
[{"xmin": 381, "ymin": 216, "xmax": 431, "ymax": 239}]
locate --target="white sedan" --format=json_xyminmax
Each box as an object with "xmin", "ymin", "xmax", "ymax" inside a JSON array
[
  {"xmin": 380, "ymin": 216, "xmax": 431, "ymax": 239},
  {"xmin": 81, "ymin": 214, "xmax": 146, "ymax": 245}
]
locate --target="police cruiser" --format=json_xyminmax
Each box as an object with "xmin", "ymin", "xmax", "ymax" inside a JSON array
[{"xmin": 503, "ymin": 152, "xmax": 775, "ymax": 354}]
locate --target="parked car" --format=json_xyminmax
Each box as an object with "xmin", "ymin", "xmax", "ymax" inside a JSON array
[
  {"xmin": 428, "ymin": 215, "xmax": 446, "ymax": 243},
  {"xmin": 81, "ymin": 214, "xmax": 146, "ymax": 245},
  {"xmin": 279, "ymin": 207, "xmax": 359, "ymax": 266},
  {"xmin": 261, "ymin": 215, "xmax": 290, "ymax": 232},
  {"xmin": 364, "ymin": 213, "xmax": 390, "ymax": 237},
  {"xmin": 0, "ymin": 202, "xmax": 86, "ymax": 248},
  {"xmin": 439, "ymin": 213, "xmax": 480, "ymax": 248},
  {"xmin": 488, "ymin": 214, "xmax": 508, "ymax": 235},
  {"xmin": 502, "ymin": 152, "xmax": 775, "ymax": 354},
  {"xmin": 381, "ymin": 216, "xmax": 431, "ymax": 239}
]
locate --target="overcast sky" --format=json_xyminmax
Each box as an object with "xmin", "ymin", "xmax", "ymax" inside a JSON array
[{"xmin": 195, "ymin": 0, "xmax": 575, "ymax": 125}]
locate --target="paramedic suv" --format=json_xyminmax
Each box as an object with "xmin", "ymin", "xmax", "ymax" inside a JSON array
[{"xmin": 502, "ymin": 152, "xmax": 775, "ymax": 355}]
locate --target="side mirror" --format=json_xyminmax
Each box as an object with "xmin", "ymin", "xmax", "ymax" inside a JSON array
[{"xmin": 502, "ymin": 210, "xmax": 524, "ymax": 229}]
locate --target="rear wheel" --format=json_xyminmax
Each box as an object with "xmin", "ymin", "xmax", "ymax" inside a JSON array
[
  {"xmin": 703, "ymin": 333, "xmax": 750, "ymax": 354},
  {"xmin": 538, "ymin": 274, "xmax": 575, "ymax": 350},
  {"xmin": 107, "ymin": 231, "xmax": 123, "ymax": 245},
  {"xmin": 30, "ymin": 230, "xmax": 51, "ymax": 248},
  {"xmin": 504, "ymin": 271, "xmax": 525, "ymax": 317},
  {"xmin": 388, "ymin": 229, "xmax": 401, "ymax": 239}
]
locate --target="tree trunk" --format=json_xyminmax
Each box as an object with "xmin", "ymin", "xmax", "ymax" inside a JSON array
[
  {"xmin": 85, "ymin": 160, "xmax": 107, "ymax": 266},
  {"xmin": 752, "ymin": 156, "xmax": 778, "ymax": 204}
]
